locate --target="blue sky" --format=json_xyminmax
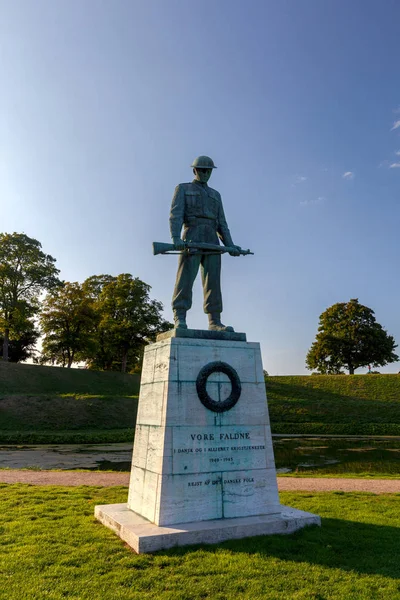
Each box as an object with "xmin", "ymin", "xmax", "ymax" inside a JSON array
[{"xmin": 1, "ymin": 0, "xmax": 399, "ymax": 374}]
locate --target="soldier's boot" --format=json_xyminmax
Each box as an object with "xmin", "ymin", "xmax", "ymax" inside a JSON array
[
  {"xmin": 174, "ymin": 309, "xmax": 188, "ymax": 330},
  {"xmin": 208, "ymin": 313, "xmax": 234, "ymax": 332}
]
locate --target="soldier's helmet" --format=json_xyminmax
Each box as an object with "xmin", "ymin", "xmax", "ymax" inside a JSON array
[{"xmin": 191, "ymin": 156, "xmax": 217, "ymax": 169}]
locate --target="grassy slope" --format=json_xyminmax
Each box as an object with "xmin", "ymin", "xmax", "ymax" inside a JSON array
[
  {"xmin": 1, "ymin": 485, "xmax": 399, "ymax": 600},
  {"xmin": 267, "ymin": 374, "xmax": 400, "ymax": 435},
  {"xmin": 0, "ymin": 362, "xmax": 139, "ymax": 443},
  {"xmin": 0, "ymin": 361, "xmax": 140, "ymax": 395},
  {"xmin": 1, "ymin": 364, "xmax": 400, "ymax": 441}
]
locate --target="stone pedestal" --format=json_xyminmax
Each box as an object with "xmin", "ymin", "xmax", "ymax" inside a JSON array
[{"xmin": 95, "ymin": 329, "xmax": 320, "ymax": 552}]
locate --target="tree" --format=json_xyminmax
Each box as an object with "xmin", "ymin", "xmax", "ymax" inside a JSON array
[
  {"xmin": 40, "ymin": 282, "xmax": 97, "ymax": 368},
  {"xmin": 83, "ymin": 274, "xmax": 173, "ymax": 372},
  {"xmin": 306, "ymin": 299, "xmax": 399, "ymax": 375},
  {"xmin": 0, "ymin": 317, "xmax": 39, "ymax": 362},
  {"xmin": 0, "ymin": 233, "xmax": 60, "ymax": 361}
]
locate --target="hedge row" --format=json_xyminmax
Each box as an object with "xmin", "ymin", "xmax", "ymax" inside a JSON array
[{"xmin": 0, "ymin": 429, "xmax": 135, "ymax": 445}]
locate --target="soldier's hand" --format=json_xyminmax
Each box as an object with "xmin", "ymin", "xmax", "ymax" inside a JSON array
[
  {"xmin": 173, "ymin": 237, "xmax": 185, "ymax": 251},
  {"xmin": 229, "ymin": 245, "xmax": 241, "ymax": 257}
]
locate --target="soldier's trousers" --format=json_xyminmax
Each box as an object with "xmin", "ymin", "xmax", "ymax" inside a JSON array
[{"xmin": 172, "ymin": 252, "xmax": 222, "ymax": 314}]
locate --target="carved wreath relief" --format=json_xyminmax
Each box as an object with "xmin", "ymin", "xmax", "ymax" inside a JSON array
[{"xmin": 196, "ymin": 361, "xmax": 241, "ymax": 413}]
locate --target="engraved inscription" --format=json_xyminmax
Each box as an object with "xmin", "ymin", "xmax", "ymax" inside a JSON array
[
  {"xmin": 172, "ymin": 426, "xmax": 267, "ymax": 474},
  {"xmin": 187, "ymin": 476, "xmax": 255, "ymax": 487}
]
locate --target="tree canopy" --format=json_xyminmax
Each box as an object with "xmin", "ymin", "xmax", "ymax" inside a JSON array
[
  {"xmin": 0, "ymin": 318, "xmax": 39, "ymax": 363},
  {"xmin": 40, "ymin": 274, "xmax": 173, "ymax": 372},
  {"xmin": 40, "ymin": 282, "xmax": 97, "ymax": 368},
  {"xmin": 0, "ymin": 233, "xmax": 60, "ymax": 361},
  {"xmin": 82, "ymin": 274, "xmax": 172, "ymax": 372},
  {"xmin": 306, "ymin": 298, "xmax": 399, "ymax": 374}
]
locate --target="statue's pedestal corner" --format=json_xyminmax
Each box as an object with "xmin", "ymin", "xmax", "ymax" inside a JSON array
[{"xmin": 156, "ymin": 328, "xmax": 247, "ymax": 342}]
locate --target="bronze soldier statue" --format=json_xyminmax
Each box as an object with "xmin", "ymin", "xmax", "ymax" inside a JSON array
[{"xmin": 170, "ymin": 156, "xmax": 242, "ymax": 332}]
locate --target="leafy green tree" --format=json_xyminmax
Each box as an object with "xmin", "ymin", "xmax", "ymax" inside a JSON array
[
  {"xmin": 83, "ymin": 274, "xmax": 172, "ymax": 372},
  {"xmin": 0, "ymin": 232, "xmax": 60, "ymax": 361},
  {"xmin": 82, "ymin": 274, "xmax": 115, "ymax": 299},
  {"xmin": 306, "ymin": 298, "xmax": 399, "ymax": 375},
  {"xmin": 0, "ymin": 317, "xmax": 39, "ymax": 362},
  {"xmin": 40, "ymin": 282, "xmax": 97, "ymax": 368}
]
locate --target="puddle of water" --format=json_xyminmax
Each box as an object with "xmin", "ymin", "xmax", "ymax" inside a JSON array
[
  {"xmin": 0, "ymin": 438, "xmax": 399, "ymax": 474},
  {"xmin": 0, "ymin": 443, "xmax": 133, "ymax": 471},
  {"xmin": 273, "ymin": 437, "xmax": 400, "ymax": 475}
]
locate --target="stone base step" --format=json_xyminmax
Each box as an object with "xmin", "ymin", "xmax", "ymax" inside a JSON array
[{"xmin": 95, "ymin": 503, "xmax": 321, "ymax": 554}]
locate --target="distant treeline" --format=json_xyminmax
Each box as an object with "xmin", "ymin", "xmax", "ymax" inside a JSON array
[{"xmin": 0, "ymin": 232, "xmax": 172, "ymax": 372}]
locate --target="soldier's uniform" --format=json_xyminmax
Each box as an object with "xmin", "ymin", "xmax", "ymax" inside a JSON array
[{"xmin": 170, "ymin": 180, "xmax": 234, "ymax": 315}]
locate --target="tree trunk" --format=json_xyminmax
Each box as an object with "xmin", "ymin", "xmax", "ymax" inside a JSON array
[
  {"xmin": 67, "ymin": 350, "xmax": 74, "ymax": 368},
  {"xmin": 349, "ymin": 365, "xmax": 355, "ymax": 375},
  {"xmin": 2, "ymin": 328, "xmax": 9, "ymax": 361},
  {"xmin": 121, "ymin": 350, "xmax": 128, "ymax": 373}
]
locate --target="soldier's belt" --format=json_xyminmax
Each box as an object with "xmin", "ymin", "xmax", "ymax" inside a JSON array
[{"xmin": 186, "ymin": 217, "xmax": 216, "ymax": 227}]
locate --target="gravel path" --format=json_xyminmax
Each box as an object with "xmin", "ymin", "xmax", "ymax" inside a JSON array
[{"xmin": 0, "ymin": 470, "xmax": 399, "ymax": 493}]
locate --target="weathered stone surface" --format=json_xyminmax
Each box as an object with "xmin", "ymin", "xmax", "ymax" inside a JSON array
[
  {"xmin": 172, "ymin": 338, "xmax": 257, "ymax": 383},
  {"xmin": 146, "ymin": 426, "xmax": 173, "ymax": 474},
  {"xmin": 95, "ymin": 503, "xmax": 321, "ymax": 554},
  {"xmin": 221, "ymin": 468, "xmax": 280, "ymax": 519},
  {"xmin": 157, "ymin": 328, "xmax": 246, "ymax": 342},
  {"xmin": 136, "ymin": 382, "xmax": 165, "ymax": 426},
  {"xmin": 139, "ymin": 346, "xmax": 157, "ymax": 385},
  {"xmin": 131, "ymin": 425, "xmax": 149, "ymax": 470},
  {"xmin": 164, "ymin": 381, "xmax": 269, "ymax": 427},
  {"xmin": 155, "ymin": 472, "xmax": 224, "ymax": 525},
  {"xmin": 96, "ymin": 335, "xmax": 320, "ymax": 550},
  {"xmin": 127, "ymin": 337, "xmax": 281, "ymax": 526}
]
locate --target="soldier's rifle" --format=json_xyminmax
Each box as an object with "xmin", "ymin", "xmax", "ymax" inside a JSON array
[{"xmin": 153, "ymin": 241, "xmax": 254, "ymax": 256}]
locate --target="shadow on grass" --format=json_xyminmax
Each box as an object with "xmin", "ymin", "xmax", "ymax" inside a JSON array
[
  {"xmin": 266, "ymin": 379, "xmax": 359, "ymax": 404},
  {"xmin": 160, "ymin": 517, "xmax": 400, "ymax": 580}
]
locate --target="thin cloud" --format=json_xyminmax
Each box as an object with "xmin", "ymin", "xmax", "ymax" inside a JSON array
[
  {"xmin": 342, "ymin": 171, "xmax": 354, "ymax": 180},
  {"xmin": 379, "ymin": 151, "xmax": 400, "ymax": 168},
  {"xmin": 300, "ymin": 196, "xmax": 326, "ymax": 206},
  {"xmin": 291, "ymin": 175, "xmax": 308, "ymax": 188},
  {"xmin": 391, "ymin": 120, "xmax": 400, "ymax": 131}
]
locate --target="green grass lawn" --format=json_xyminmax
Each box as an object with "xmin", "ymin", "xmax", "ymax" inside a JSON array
[
  {"xmin": 0, "ymin": 485, "xmax": 399, "ymax": 599},
  {"xmin": 267, "ymin": 374, "xmax": 400, "ymax": 435}
]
